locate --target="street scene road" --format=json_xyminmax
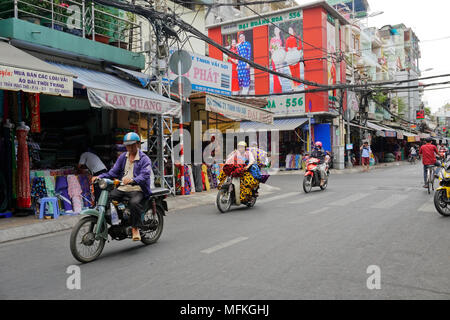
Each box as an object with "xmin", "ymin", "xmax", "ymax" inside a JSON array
[{"xmin": 1, "ymin": 164, "xmax": 449, "ymax": 300}]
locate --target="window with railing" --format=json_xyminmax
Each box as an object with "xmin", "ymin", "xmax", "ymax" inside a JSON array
[{"xmin": 0, "ymin": 0, "xmax": 143, "ymax": 51}]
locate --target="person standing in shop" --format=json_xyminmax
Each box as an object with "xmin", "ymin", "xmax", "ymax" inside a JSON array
[{"xmin": 78, "ymin": 147, "xmax": 107, "ymax": 201}]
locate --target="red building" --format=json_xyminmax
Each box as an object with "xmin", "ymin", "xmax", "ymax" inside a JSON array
[{"xmin": 206, "ymin": 1, "xmax": 349, "ymax": 167}]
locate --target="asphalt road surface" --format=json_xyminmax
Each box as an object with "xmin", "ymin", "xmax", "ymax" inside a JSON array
[{"xmin": 1, "ymin": 163, "xmax": 450, "ymax": 300}]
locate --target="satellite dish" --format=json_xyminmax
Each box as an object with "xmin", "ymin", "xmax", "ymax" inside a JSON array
[
  {"xmin": 169, "ymin": 50, "xmax": 192, "ymax": 75},
  {"xmin": 171, "ymin": 76, "xmax": 192, "ymax": 98}
]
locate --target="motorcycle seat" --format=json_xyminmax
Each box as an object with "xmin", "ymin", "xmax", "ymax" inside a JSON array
[{"xmin": 149, "ymin": 188, "xmax": 170, "ymax": 197}]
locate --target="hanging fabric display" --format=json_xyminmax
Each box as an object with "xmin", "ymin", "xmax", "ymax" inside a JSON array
[
  {"xmin": 30, "ymin": 93, "xmax": 41, "ymax": 133},
  {"xmin": 55, "ymin": 176, "xmax": 73, "ymax": 213},
  {"xmin": 187, "ymin": 165, "xmax": 195, "ymax": 193},
  {"xmin": 16, "ymin": 122, "xmax": 31, "ymax": 208}
]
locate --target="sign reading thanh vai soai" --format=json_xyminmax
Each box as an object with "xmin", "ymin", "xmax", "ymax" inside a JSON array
[{"xmin": 0, "ymin": 65, "xmax": 73, "ymax": 97}]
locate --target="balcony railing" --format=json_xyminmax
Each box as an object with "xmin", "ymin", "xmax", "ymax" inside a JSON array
[{"xmin": 0, "ymin": 0, "xmax": 142, "ymax": 52}]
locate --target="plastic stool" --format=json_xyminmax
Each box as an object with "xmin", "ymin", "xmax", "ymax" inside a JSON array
[
  {"xmin": 39, "ymin": 197, "xmax": 60, "ymax": 220},
  {"xmin": 0, "ymin": 211, "xmax": 13, "ymax": 218}
]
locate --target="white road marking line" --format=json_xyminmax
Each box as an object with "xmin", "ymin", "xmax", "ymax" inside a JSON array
[
  {"xmin": 258, "ymin": 192, "xmax": 299, "ymax": 204},
  {"xmin": 371, "ymin": 194, "xmax": 410, "ymax": 209},
  {"xmin": 201, "ymin": 237, "xmax": 249, "ymax": 254},
  {"xmin": 328, "ymin": 193, "xmax": 370, "ymax": 206},
  {"xmin": 288, "ymin": 192, "xmax": 335, "ymax": 205},
  {"xmin": 308, "ymin": 207, "xmax": 330, "ymax": 214},
  {"xmin": 418, "ymin": 198, "xmax": 435, "ymax": 213}
]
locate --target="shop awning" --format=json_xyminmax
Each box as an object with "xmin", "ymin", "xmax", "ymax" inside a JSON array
[
  {"xmin": 239, "ymin": 117, "xmax": 308, "ymax": 132},
  {"xmin": 112, "ymin": 66, "xmax": 153, "ymax": 88},
  {"xmin": 0, "ymin": 41, "xmax": 74, "ymax": 97},
  {"xmin": 367, "ymin": 121, "xmax": 397, "ymax": 137},
  {"xmin": 48, "ymin": 62, "xmax": 180, "ymax": 117},
  {"xmin": 203, "ymin": 93, "xmax": 273, "ymax": 124}
]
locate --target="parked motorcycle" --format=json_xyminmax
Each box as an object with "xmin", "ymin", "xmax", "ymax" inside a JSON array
[
  {"xmin": 70, "ymin": 178, "xmax": 169, "ymax": 263},
  {"xmin": 216, "ymin": 176, "xmax": 257, "ymax": 213},
  {"xmin": 303, "ymin": 156, "xmax": 330, "ymax": 193},
  {"xmin": 434, "ymin": 161, "xmax": 450, "ymax": 217}
]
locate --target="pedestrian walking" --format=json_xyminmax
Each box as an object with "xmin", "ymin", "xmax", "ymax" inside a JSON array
[{"xmin": 360, "ymin": 141, "xmax": 372, "ymax": 173}]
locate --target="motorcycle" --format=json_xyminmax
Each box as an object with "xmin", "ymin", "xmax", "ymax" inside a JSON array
[
  {"xmin": 303, "ymin": 156, "xmax": 330, "ymax": 194},
  {"xmin": 70, "ymin": 178, "xmax": 170, "ymax": 263},
  {"xmin": 434, "ymin": 160, "xmax": 450, "ymax": 217},
  {"xmin": 216, "ymin": 176, "xmax": 258, "ymax": 213}
]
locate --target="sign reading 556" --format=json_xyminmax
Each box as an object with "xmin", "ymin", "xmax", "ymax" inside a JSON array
[{"xmin": 285, "ymin": 97, "xmax": 304, "ymax": 108}]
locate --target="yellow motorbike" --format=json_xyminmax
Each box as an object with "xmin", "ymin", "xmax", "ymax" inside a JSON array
[{"xmin": 434, "ymin": 161, "xmax": 450, "ymax": 217}]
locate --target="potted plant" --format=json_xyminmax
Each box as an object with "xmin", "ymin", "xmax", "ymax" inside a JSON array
[
  {"xmin": 86, "ymin": 3, "xmax": 114, "ymax": 44},
  {"xmin": 109, "ymin": 10, "xmax": 132, "ymax": 50},
  {"xmin": 17, "ymin": 0, "xmax": 49, "ymax": 25}
]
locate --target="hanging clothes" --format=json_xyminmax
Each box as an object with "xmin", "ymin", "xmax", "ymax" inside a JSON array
[
  {"xmin": 2, "ymin": 122, "xmax": 13, "ymax": 209},
  {"xmin": 16, "ymin": 122, "xmax": 31, "ymax": 209},
  {"xmin": 55, "ymin": 176, "xmax": 73, "ymax": 213},
  {"xmin": 30, "ymin": 93, "xmax": 41, "ymax": 133},
  {"xmin": 67, "ymin": 175, "xmax": 82, "ymax": 213}
]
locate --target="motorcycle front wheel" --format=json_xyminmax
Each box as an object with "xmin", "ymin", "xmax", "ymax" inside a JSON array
[
  {"xmin": 434, "ymin": 189, "xmax": 450, "ymax": 217},
  {"xmin": 216, "ymin": 189, "xmax": 232, "ymax": 213},
  {"xmin": 303, "ymin": 175, "xmax": 313, "ymax": 194},
  {"xmin": 141, "ymin": 206, "xmax": 164, "ymax": 245},
  {"xmin": 70, "ymin": 216, "xmax": 106, "ymax": 263}
]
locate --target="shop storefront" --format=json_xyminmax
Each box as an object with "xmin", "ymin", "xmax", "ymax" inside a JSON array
[
  {"xmin": 0, "ymin": 44, "xmax": 180, "ymax": 217},
  {"xmin": 168, "ymin": 92, "xmax": 273, "ymax": 195}
]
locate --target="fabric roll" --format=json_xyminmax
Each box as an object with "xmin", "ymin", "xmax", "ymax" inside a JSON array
[
  {"xmin": 78, "ymin": 175, "xmax": 93, "ymax": 208},
  {"xmin": 202, "ymin": 164, "xmax": 210, "ymax": 191},
  {"xmin": 193, "ymin": 164, "xmax": 203, "ymax": 192},
  {"xmin": 183, "ymin": 165, "xmax": 191, "ymax": 195},
  {"xmin": 55, "ymin": 176, "xmax": 73, "ymax": 212},
  {"xmin": 17, "ymin": 128, "xmax": 31, "ymax": 208},
  {"xmin": 285, "ymin": 155, "xmax": 292, "ymax": 169},
  {"xmin": 67, "ymin": 175, "xmax": 82, "ymax": 213},
  {"xmin": 187, "ymin": 165, "xmax": 195, "ymax": 193}
]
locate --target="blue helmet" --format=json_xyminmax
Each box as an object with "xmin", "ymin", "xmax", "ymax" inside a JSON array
[{"xmin": 123, "ymin": 132, "xmax": 141, "ymax": 146}]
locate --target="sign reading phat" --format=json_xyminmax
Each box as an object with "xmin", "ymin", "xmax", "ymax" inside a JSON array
[
  {"xmin": 167, "ymin": 49, "xmax": 232, "ymax": 96},
  {"xmin": 205, "ymin": 94, "xmax": 273, "ymax": 124},
  {"xmin": 87, "ymin": 89, "xmax": 181, "ymax": 117},
  {"xmin": 0, "ymin": 65, "xmax": 73, "ymax": 97}
]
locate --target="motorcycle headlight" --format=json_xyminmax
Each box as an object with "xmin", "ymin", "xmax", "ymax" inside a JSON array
[{"xmin": 98, "ymin": 179, "xmax": 108, "ymax": 190}]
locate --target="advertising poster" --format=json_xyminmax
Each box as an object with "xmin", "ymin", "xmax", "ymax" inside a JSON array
[
  {"xmin": 327, "ymin": 21, "xmax": 338, "ymax": 110},
  {"xmin": 268, "ymin": 12, "xmax": 304, "ymax": 94},
  {"xmin": 222, "ymin": 29, "xmax": 255, "ymax": 96}
]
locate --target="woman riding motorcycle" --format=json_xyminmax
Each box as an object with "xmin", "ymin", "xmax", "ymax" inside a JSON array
[{"xmin": 218, "ymin": 141, "xmax": 259, "ymax": 204}]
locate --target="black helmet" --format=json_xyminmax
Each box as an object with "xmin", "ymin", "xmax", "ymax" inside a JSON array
[{"xmin": 425, "ymin": 137, "xmax": 432, "ymax": 143}]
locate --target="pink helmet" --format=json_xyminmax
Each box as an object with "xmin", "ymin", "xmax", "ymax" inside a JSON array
[{"xmin": 315, "ymin": 141, "xmax": 323, "ymax": 148}]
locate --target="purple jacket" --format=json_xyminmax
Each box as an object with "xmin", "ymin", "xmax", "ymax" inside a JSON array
[{"xmin": 99, "ymin": 150, "xmax": 152, "ymax": 197}]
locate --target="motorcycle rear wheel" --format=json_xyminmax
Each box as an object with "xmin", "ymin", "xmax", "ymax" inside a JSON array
[
  {"xmin": 303, "ymin": 176, "xmax": 313, "ymax": 194},
  {"xmin": 70, "ymin": 216, "xmax": 106, "ymax": 263},
  {"xmin": 216, "ymin": 189, "xmax": 232, "ymax": 213},
  {"xmin": 141, "ymin": 206, "xmax": 164, "ymax": 245},
  {"xmin": 434, "ymin": 189, "xmax": 450, "ymax": 217},
  {"xmin": 246, "ymin": 197, "xmax": 257, "ymax": 208}
]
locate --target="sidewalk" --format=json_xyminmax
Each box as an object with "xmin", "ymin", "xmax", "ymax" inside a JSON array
[
  {"xmin": 0, "ymin": 162, "xmax": 408, "ymax": 244},
  {"xmin": 0, "ymin": 183, "xmax": 280, "ymax": 244}
]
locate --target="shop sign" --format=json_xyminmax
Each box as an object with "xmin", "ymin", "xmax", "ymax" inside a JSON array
[
  {"xmin": 384, "ymin": 131, "xmax": 397, "ymax": 138},
  {"xmin": 264, "ymin": 93, "xmax": 305, "ymax": 116},
  {"xmin": 87, "ymin": 89, "xmax": 181, "ymax": 117},
  {"xmin": 0, "ymin": 65, "xmax": 73, "ymax": 97},
  {"xmin": 221, "ymin": 10, "xmax": 303, "ymax": 34},
  {"xmin": 166, "ymin": 49, "xmax": 232, "ymax": 96},
  {"xmin": 205, "ymin": 94, "xmax": 273, "ymax": 124}
]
